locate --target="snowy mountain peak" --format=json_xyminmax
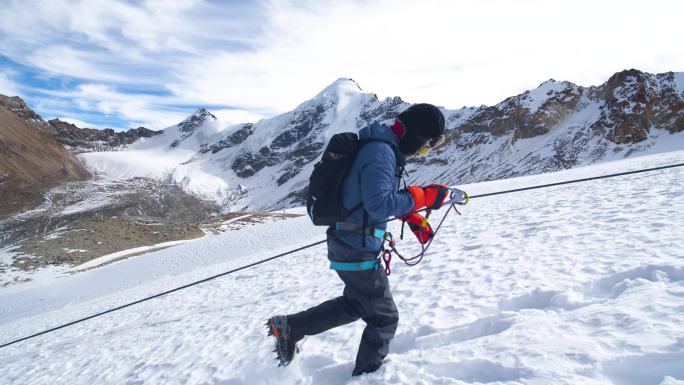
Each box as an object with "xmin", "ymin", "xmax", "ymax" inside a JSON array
[
  {"xmin": 177, "ymin": 108, "xmax": 217, "ymax": 133},
  {"xmin": 314, "ymin": 78, "xmax": 364, "ymax": 101},
  {"xmin": 538, "ymin": 78, "xmax": 558, "ymax": 86}
]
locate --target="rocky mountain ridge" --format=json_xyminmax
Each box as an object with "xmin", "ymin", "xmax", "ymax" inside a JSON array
[
  {"xmin": 0, "ymin": 96, "xmax": 92, "ymax": 218},
  {"xmin": 0, "ymin": 94, "xmax": 162, "ymax": 154},
  {"xmin": 0, "ymin": 95, "xmax": 48, "ymax": 130},
  {"xmin": 76, "ymin": 69, "xmax": 684, "ymax": 212},
  {"xmin": 49, "ymin": 119, "xmax": 161, "ymax": 153},
  {"xmin": 4, "ymin": 69, "xmax": 683, "ymax": 216},
  {"xmin": 424, "ymin": 69, "xmax": 684, "ymax": 185}
]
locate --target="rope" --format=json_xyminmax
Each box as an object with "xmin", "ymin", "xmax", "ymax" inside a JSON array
[
  {"xmin": 467, "ymin": 162, "xmax": 684, "ymax": 199},
  {"xmin": 0, "ymin": 240, "xmax": 326, "ymax": 349},
  {"xmin": 1, "ymin": 161, "xmax": 683, "ymax": 349},
  {"xmin": 391, "ymin": 203, "xmax": 458, "ymax": 267}
]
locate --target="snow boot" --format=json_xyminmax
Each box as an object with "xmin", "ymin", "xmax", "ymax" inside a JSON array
[{"xmin": 266, "ymin": 315, "xmax": 298, "ymax": 367}]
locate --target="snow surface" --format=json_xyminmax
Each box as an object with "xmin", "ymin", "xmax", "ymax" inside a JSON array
[
  {"xmin": 69, "ymin": 238, "xmax": 205, "ymax": 272},
  {"xmin": 1, "ymin": 150, "xmax": 684, "ymax": 384},
  {"xmin": 674, "ymin": 72, "xmax": 684, "ymax": 97}
]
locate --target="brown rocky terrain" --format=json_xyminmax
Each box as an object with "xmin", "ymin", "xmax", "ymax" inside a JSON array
[
  {"xmin": 0, "ymin": 95, "xmax": 92, "ymax": 218},
  {"xmin": 590, "ymin": 70, "xmax": 684, "ymax": 143},
  {"xmin": 0, "ymin": 177, "xmax": 221, "ymax": 246},
  {"xmin": 12, "ymin": 217, "xmax": 204, "ymax": 271},
  {"xmin": 1, "ymin": 210, "xmax": 300, "ymax": 286},
  {"xmin": 49, "ymin": 118, "xmax": 160, "ymax": 153},
  {"xmin": 0, "ymin": 95, "xmax": 50, "ymax": 130}
]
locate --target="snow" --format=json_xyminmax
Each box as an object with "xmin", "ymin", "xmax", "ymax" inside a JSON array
[
  {"xmin": 674, "ymin": 72, "xmax": 684, "ymax": 97},
  {"xmin": 79, "ymin": 149, "xmax": 195, "ymax": 181},
  {"xmin": 2, "ymin": 150, "xmax": 684, "ymax": 384},
  {"xmin": 69, "ymin": 238, "xmax": 205, "ymax": 272},
  {"xmin": 58, "ymin": 194, "xmax": 117, "ymax": 216}
]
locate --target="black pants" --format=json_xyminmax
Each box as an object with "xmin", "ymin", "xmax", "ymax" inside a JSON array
[{"xmin": 287, "ymin": 236, "xmax": 399, "ymax": 376}]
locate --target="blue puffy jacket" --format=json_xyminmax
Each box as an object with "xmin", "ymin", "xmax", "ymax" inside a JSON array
[{"xmin": 334, "ymin": 122, "xmax": 415, "ymax": 253}]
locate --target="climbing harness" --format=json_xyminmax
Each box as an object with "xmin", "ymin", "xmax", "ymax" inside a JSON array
[
  {"xmin": 380, "ymin": 187, "xmax": 469, "ymax": 275},
  {"xmin": 329, "ymin": 259, "xmax": 380, "ymax": 271},
  {"xmin": 330, "ymin": 187, "xmax": 468, "ymax": 275}
]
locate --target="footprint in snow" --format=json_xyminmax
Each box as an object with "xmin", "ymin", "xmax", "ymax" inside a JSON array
[
  {"xmin": 425, "ymin": 359, "xmax": 532, "ymax": 383},
  {"xmin": 414, "ymin": 313, "xmax": 515, "ymax": 350},
  {"xmin": 602, "ymin": 351, "xmax": 684, "ymax": 385},
  {"xmin": 391, "ymin": 314, "xmax": 515, "ymax": 353},
  {"xmin": 496, "ymin": 264, "xmax": 684, "ymax": 313}
]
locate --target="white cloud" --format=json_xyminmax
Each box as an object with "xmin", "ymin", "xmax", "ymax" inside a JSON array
[
  {"xmin": 168, "ymin": 0, "xmax": 684, "ymax": 112},
  {"xmin": 213, "ymin": 109, "xmax": 270, "ymax": 126},
  {"xmin": 0, "ymin": 72, "xmax": 22, "ymax": 97},
  {"xmin": 36, "ymin": 84, "xmax": 188, "ymax": 129},
  {"xmin": 2, "ymin": 0, "xmax": 684, "ymax": 127}
]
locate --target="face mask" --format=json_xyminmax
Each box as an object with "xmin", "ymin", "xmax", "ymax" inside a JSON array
[{"xmin": 399, "ymin": 129, "xmax": 426, "ymax": 156}]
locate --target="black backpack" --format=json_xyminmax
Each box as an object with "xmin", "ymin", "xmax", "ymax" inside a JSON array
[{"xmin": 307, "ymin": 132, "xmax": 367, "ymax": 226}]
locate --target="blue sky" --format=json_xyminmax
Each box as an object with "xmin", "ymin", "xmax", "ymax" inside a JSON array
[{"xmin": 1, "ymin": 0, "xmax": 683, "ymax": 131}]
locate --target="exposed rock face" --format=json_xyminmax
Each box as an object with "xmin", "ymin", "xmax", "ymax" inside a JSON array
[
  {"xmin": 453, "ymin": 70, "xmax": 684, "ymax": 146},
  {"xmin": 590, "ymin": 70, "xmax": 684, "ymax": 143},
  {"xmin": 457, "ymin": 80, "xmax": 582, "ymax": 140},
  {"xmin": 230, "ymin": 103, "xmax": 331, "ymax": 179},
  {"xmin": 358, "ymin": 96, "xmax": 406, "ymax": 128},
  {"xmin": 0, "ymin": 96, "xmax": 91, "ymax": 218},
  {"xmin": 200, "ymin": 123, "xmax": 254, "ymax": 154},
  {"xmin": 425, "ymin": 69, "xmax": 684, "ymax": 186},
  {"xmin": 178, "ymin": 108, "xmax": 216, "ymax": 133},
  {"xmin": 0, "ymin": 95, "xmax": 49, "ymax": 130},
  {"xmin": 171, "ymin": 108, "xmax": 216, "ymax": 148},
  {"xmin": 227, "ymin": 92, "xmax": 412, "ymax": 189},
  {"xmin": 49, "ymin": 119, "xmax": 160, "ymax": 153}
]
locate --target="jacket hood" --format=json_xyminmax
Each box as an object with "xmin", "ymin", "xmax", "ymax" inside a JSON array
[{"xmin": 359, "ymin": 122, "xmax": 406, "ymax": 167}]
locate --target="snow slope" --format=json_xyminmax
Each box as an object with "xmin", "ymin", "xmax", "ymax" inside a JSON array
[{"xmin": 1, "ymin": 151, "xmax": 683, "ymax": 385}]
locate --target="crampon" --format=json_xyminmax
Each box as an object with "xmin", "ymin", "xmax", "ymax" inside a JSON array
[{"xmin": 266, "ymin": 315, "xmax": 299, "ymax": 367}]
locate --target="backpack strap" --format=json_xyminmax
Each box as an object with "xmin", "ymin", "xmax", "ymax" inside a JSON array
[
  {"xmin": 338, "ymin": 138, "xmax": 400, "ymax": 247},
  {"xmin": 361, "ymin": 211, "xmax": 368, "ymax": 247}
]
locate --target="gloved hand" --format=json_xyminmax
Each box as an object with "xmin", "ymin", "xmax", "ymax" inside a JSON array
[
  {"xmin": 401, "ymin": 212, "xmax": 434, "ymax": 244},
  {"xmin": 405, "ymin": 184, "xmax": 450, "ymax": 211}
]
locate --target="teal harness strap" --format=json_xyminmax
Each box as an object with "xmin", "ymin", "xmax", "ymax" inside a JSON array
[{"xmin": 330, "ymin": 259, "xmax": 379, "ymax": 271}]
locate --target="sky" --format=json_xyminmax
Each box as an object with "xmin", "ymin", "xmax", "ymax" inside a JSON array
[{"xmin": 1, "ymin": 0, "xmax": 683, "ymax": 131}]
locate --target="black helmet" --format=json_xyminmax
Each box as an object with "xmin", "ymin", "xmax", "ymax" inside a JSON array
[{"xmin": 397, "ymin": 103, "xmax": 445, "ymax": 156}]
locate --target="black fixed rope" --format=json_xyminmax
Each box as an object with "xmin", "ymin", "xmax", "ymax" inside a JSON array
[
  {"xmin": 0, "ymin": 240, "xmax": 325, "ymax": 349},
  {"xmin": 1, "ymin": 161, "xmax": 683, "ymax": 349},
  {"xmin": 467, "ymin": 162, "xmax": 684, "ymax": 199}
]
